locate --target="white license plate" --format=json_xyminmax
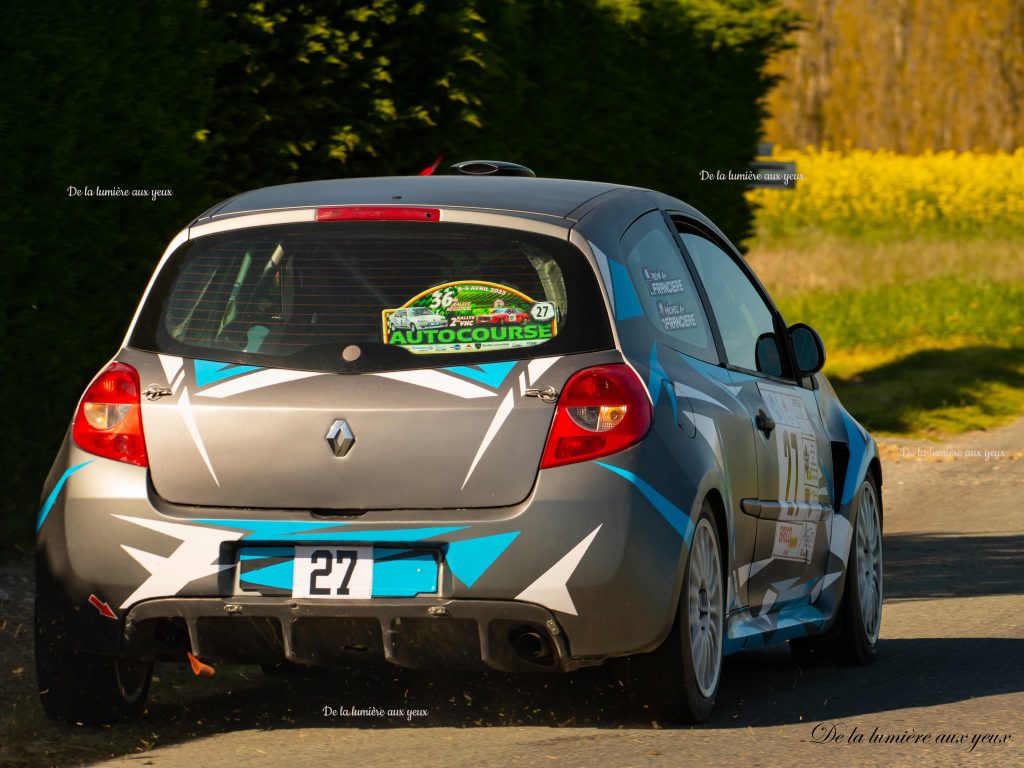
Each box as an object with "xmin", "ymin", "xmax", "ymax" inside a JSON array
[{"xmin": 292, "ymin": 545, "xmax": 373, "ymax": 599}]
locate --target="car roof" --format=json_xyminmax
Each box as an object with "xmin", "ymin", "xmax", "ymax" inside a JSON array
[
  {"xmin": 193, "ymin": 174, "xmax": 738, "ymax": 255},
  {"xmin": 198, "ymin": 176, "xmax": 635, "ymax": 221}
]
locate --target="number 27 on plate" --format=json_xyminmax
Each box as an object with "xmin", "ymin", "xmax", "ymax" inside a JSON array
[{"xmin": 292, "ymin": 545, "xmax": 373, "ymax": 598}]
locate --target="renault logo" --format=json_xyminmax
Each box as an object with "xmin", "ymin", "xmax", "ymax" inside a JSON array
[{"xmin": 325, "ymin": 419, "xmax": 355, "ymax": 457}]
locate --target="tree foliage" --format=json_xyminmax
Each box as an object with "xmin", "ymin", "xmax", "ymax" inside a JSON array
[
  {"xmin": 200, "ymin": 1, "xmax": 487, "ymax": 196},
  {"xmin": 1, "ymin": 0, "xmax": 792, "ymax": 550},
  {"xmin": 764, "ymin": 0, "xmax": 1024, "ymax": 152},
  {"xmin": 462, "ymin": 0, "xmax": 796, "ymax": 239},
  {"xmin": 0, "ymin": 1, "xmax": 208, "ymax": 547}
]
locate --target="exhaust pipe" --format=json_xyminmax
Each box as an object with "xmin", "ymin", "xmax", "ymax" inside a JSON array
[{"xmin": 510, "ymin": 627, "xmax": 552, "ymax": 661}]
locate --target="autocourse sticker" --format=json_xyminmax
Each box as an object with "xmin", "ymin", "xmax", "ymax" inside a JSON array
[{"xmin": 382, "ymin": 281, "xmax": 558, "ymax": 354}]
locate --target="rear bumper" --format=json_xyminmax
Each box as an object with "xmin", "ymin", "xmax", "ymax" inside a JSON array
[
  {"xmin": 38, "ymin": 428, "xmax": 704, "ymax": 668},
  {"xmin": 125, "ymin": 596, "xmax": 584, "ymax": 672}
]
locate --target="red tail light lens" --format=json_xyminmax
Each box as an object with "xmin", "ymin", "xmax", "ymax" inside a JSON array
[
  {"xmin": 316, "ymin": 206, "xmax": 440, "ymax": 222},
  {"xmin": 540, "ymin": 364, "xmax": 652, "ymax": 469},
  {"xmin": 72, "ymin": 362, "xmax": 148, "ymax": 466}
]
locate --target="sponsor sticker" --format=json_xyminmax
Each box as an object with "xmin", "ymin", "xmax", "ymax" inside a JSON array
[
  {"xmin": 759, "ymin": 384, "xmax": 830, "ymax": 511},
  {"xmin": 799, "ymin": 432, "xmax": 821, "ymax": 503},
  {"xmin": 773, "ymin": 520, "xmax": 816, "ymax": 562},
  {"xmin": 761, "ymin": 387, "xmax": 814, "ymax": 433},
  {"xmin": 382, "ymin": 281, "xmax": 559, "ymax": 355}
]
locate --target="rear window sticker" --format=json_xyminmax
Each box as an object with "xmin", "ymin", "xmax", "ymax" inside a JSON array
[
  {"xmin": 530, "ymin": 301, "xmax": 556, "ymax": 321},
  {"xmin": 656, "ymin": 301, "xmax": 698, "ymax": 332},
  {"xmin": 642, "ymin": 266, "xmax": 687, "ymax": 296},
  {"xmin": 382, "ymin": 281, "xmax": 559, "ymax": 354}
]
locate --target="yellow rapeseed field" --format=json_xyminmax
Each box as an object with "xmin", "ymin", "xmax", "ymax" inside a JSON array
[
  {"xmin": 745, "ymin": 146, "xmax": 1024, "ymax": 436},
  {"xmin": 748, "ymin": 147, "xmax": 1024, "ymax": 239}
]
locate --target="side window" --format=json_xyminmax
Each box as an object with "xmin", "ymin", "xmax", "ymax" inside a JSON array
[
  {"xmin": 619, "ymin": 212, "xmax": 716, "ymax": 363},
  {"xmin": 681, "ymin": 231, "xmax": 784, "ymax": 376}
]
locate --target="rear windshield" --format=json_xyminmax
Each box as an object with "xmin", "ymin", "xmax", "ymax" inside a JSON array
[{"xmin": 130, "ymin": 222, "xmax": 613, "ymax": 373}]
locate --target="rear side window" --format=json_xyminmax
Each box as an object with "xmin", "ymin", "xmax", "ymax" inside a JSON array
[
  {"xmin": 130, "ymin": 222, "xmax": 612, "ymax": 373},
  {"xmin": 619, "ymin": 212, "xmax": 716, "ymax": 364}
]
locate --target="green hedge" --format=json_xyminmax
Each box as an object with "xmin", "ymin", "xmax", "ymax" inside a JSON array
[
  {"xmin": 468, "ymin": 0, "xmax": 794, "ymax": 238},
  {"xmin": 0, "ymin": 1, "xmax": 208, "ymax": 551},
  {"xmin": 0, "ymin": 0, "xmax": 794, "ymax": 552}
]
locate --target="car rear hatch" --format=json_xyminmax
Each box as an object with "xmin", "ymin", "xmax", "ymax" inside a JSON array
[{"xmin": 127, "ymin": 215, "xmax": 613, "ymax": 510}]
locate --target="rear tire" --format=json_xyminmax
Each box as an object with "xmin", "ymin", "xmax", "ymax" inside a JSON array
[
  {"xmin": 35, "ymin": 584, "xmax": 151, "ymax": 724},
  {"xmin": 35, "ymin": 637, "xmax": 151, "ymax": 724},
  {"xmin": 834, "ymin": 474, "xmax": 883, "ymax": 665},
  {"xmin": 624, "ymin": 502, "xmax": 724, "ymax": 723}
]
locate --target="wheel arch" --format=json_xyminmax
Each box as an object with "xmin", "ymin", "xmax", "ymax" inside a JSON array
[
  {"xmin": 702, "ymin": 487, "xmax": 729, "ymax": 578},
  {"xmin": 868, "ymin": 457, "xmax": 884, "ymax": 530}
]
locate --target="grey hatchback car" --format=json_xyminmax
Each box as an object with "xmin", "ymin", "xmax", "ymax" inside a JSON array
[{"xmin": 36, "ymin": 162, "xmax": 883, "ymax": 725}]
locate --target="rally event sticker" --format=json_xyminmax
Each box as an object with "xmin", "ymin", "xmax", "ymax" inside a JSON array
[{"xmin": 382, "ymin": 281, "xmax": 558, "ymax": 354}]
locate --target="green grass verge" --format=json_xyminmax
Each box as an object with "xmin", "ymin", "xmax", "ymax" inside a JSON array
[
  {"xmin": 825, "ymin": 345, "xmax": 1024, "ymax": 437},
  {"xmin": 758, "ymin": 236, "xmax": 1024, "ymax": 437},
  {"xmin": 776, "ymin": 278, "xmax": 1024, "ymax": 351}
]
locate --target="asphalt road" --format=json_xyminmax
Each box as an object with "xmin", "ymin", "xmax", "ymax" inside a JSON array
[{"xmin": 2, "ymin": 420, "xmax": 1022, "ymax": 767}]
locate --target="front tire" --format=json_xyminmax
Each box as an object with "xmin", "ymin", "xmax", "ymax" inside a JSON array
[
  {"xmin": 835, "ymin": 474, "xmax": 883, "ymax": 665},
  {"xmin": 624, "ymin": 502, "xmax": 724, "ymax": 723}
]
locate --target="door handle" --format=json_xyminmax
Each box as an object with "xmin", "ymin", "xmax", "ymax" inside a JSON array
[{"xmin": 755, "ymin": 410, "xmax": 775, "ymax": 437}]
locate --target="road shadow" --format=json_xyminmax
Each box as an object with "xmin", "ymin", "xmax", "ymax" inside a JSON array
[
  {"xmin": 4, "ymin": 525, "xmax": 1023, "ymax": 764},
  {"xmin": 885, "ymin": 533, "xmax": 1023, "ymax": 600},
  {"xmin": 829, "ymin": 345, "xmax": 1024, "ymax": 433},
  {"xmin": 4, "ymin": 633, "xmax": 1022, "ymax": 766},
  {"xmin": 712, "ymin": 636, "xmax": 1023, "ymax": 727}
]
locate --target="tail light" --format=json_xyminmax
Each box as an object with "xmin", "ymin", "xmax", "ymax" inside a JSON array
[
  {"xmin": 540, "ymin": 364, "xmax": 651, "ymax": 469},
  {"xmin": 72, "ymin": 362, "xmax": 148, "ymax": 467}
]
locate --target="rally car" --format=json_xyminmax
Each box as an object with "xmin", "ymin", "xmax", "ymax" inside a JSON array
[
  {"xmin": 387, "ymin": 306, "xmax": 449, "ymax": 334},
  {"xmin": 36, "ymin": 161, "xmax": 883, "ymax": 725},
  {"xmin": 474, "ymin": 307, "xmax": 531, "ymax": 325}
]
